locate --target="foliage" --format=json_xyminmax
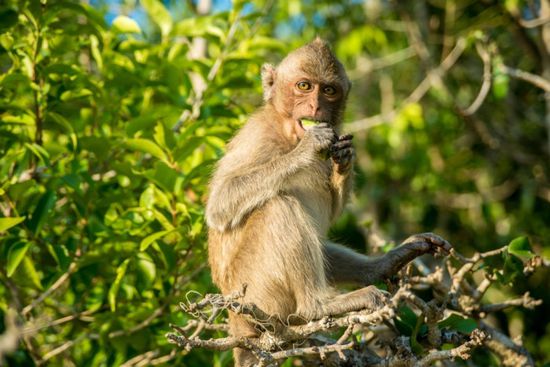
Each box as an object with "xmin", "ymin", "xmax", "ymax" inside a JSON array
[
  {"xmin": 0, "ymin": 0, "xmax": 272, "ymax": 365},
  {"xmin": 0, "ymin": 0, "xmax": 548, "ymax": 366}
]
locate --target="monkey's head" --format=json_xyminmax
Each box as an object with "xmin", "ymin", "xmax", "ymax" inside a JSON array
[{"xmin": 261, "ymin": 38, "xmax": 351, "ymax": 136}]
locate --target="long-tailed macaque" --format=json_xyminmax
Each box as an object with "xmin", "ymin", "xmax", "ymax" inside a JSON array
[{"xmin": 206, "ymin": 38, "xmax": 451, "ymax": 366}]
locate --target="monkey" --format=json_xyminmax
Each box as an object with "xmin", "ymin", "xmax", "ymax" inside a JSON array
[{"xmin": 205, "ymin": 38, "xmax": 451, "ymax": 366}]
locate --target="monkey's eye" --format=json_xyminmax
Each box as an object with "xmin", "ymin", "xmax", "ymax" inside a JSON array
[
  {"xmin": 296, "ymin": 81, "xmax": 312, "ymax": 91},
  {"xmin": 323, "ymin": 86, "xmax": 337, "ymax": 96}
]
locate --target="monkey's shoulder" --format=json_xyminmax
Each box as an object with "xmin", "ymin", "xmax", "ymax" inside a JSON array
[{"xmin": 225, "ymin": 117, "xmax": 290, "ymax": 160}]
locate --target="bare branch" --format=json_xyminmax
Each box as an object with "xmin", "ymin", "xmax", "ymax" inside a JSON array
[
  {"xmin": 0, "ymin": 310, "xmax": 21, "ymax": 361},
  {"xmin": 519, "ymin": 16, "xmax": 550, "ymax": 28},
  {"xmin": 345, "ymin": 38, "xmax": 467, "ymax": 133},
  {"xmin": 478, "ymin": 292, "xmax": 542, "ymax": 314},
  {"xmin": 22, "ymin": 261, "xmax": 77, "ymax": 316},
  {"xmin": 463, "ymin": 42, "xmax": 493, "ymax": 115},
  {"xmin": 479, "ymin": 321, "xmax": 535, "ymax": 367},
  {"xmin": 270, "ymin": 341, "xmax": 354, "ymax": 361},
  {"xmin": 167, "ymin": 245, "xmax": 544, "ymax": 366},
  {"xmin": 415, "ymin": 329, "xmax": 488, "ymax": 367},
  {"xmin": 501, "ymin": 65, "xmax": 550, "ymax": 92}
]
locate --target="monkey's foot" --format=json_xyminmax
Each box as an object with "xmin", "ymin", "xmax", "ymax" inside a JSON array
[{"xmin": 358, "ymin": 285, "xmax": 391, "ymax": 311}]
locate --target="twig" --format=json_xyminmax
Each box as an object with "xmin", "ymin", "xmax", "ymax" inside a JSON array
[
  {"xmin": 177, "ymin": 319, "xmax": 229, "ymax": 333},
  {"xmin": 22, "ymin": 261, "xmax": 78, "ymax": 316},
  {"xmin": 463, "ymin": 42, "xmax": 492, "ymax": 115},
  {"xmin": 501, "ymin": 65, "xmax": 550, "ymax": 92},
  {"xmin": 167, "ymin": 243, "xmax": 544, "ymax": 366},
  {"xmin": 120, "ymin": 350, "xmax": 159, "ymax": 367},
  {"xmin": 270, "ymin": 341, "xmax": 355, "ymax": 361},
  {"xmin": 345, "ymin": 38, "xmax": 467, "ymax": 132},
  {"xmin": 23, "ymin": 309, "xmax": 97, "ymax": 334},
  {"xmin": 415, "ymin": 329, "xmax": 488, "ymax": 367},
  {"xmin": 519, "ymin": 16, "xmax": 550, "ymax": 28},
  {"xmin": 478, "ymin": 292, "xmax": 542, "ymax": 314},
  {"xmin": 479, "ymin": 321, "xmax": 535, "ymax": 367},
  {"xmin": 108, "ymin": 307, "xmax": 165, "ymax": 338},
  {"xmin": 173, "ymin": 13, "xmax": 242, "ymax": 132},
  {"xmin": 39, "ymin": 333, "xmax": 88, "ymax": 365},
  {"xmin": 348, "ymin": 47, "xmax": 416, "ymax": 79},
  {"xmin": 172, "ymin": 0, "xmax": 276, "ymax": 134},
  {"xmin": 0, "ymin": 310, "xmax": 20, "ymax": 360}
]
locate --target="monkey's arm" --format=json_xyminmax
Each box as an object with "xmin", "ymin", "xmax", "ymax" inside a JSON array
[
  {"xmin": 329, "ymin": 170, "xmax": 353, "ymax": 220},
  {"xmin": 324, "ymin": 233, "xmax": 451, "ymax": 286},
  {"xmin": 206, "ymin": 124, "xmax": 336, "ymax": 231},
  {"xmin": 206, "ymin": 154, "xmax": 298, "ymax": 231},
  {"xmin": 329, "ymin": 134, "xmax": 354, "ymax": 220}
]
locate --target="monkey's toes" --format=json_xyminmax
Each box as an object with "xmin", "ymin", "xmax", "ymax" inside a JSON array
[{"xmin": 364, "ymin": 285, "xmax": 391, "ymax": 310}]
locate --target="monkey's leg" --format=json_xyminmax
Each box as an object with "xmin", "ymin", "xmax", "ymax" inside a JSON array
[
  {"xmin": 289, "ymin": 285, "xmax": 388, "ymax": 324},
  {"xmin": 228, "ymin": 314, "xmax": 260, "ymax": 367},
  {"xmin": 324, "ymin": 233, "xmax": 451, "ymax": 286},
  {"xmin": 320, "ymin": 285, "xmax": 388, "ymax": 316}
]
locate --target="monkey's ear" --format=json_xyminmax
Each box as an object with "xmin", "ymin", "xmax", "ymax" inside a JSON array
[{"xmin": 261, "ymin": 63, "xmax": 276, "ymax": 102}]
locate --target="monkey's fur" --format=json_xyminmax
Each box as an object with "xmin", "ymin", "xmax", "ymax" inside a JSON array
[{"xmin": 206, "ymin": 38, "xmax": 451, "ymax": 366}]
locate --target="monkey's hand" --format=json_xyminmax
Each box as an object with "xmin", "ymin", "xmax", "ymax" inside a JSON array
[
  {"xmin": 299, "ymin": 122, "xmax": 337, "ymax": 161},
  {"xmin": 330, "ymin": 134, "xmax": 354, "ymax": 174},
  {"xmin": 369, "ymin": 233, "xmax": 452, "ymax": 283},
  {"xmin": 401, "ymin": 232, "xmax": 452, "ymax": 256}
]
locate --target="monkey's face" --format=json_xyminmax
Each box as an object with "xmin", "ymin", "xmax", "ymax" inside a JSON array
[
  {"xmin": 290, "ymin": 78, "xmax": 346, "ymax": 132},
  {"xmin": 265, "ymin": 39, "xmax": 351, "ymax": 138}
]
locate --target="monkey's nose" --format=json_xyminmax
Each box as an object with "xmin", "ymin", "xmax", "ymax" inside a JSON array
[{"xmin": 309, "ymin": 103, "xmax": 321, "ymax": 117}]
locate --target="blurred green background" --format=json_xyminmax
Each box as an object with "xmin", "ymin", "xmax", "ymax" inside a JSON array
[{"xmin": 0, "ymin": 0, "xmax": 549, "ymax": 365}]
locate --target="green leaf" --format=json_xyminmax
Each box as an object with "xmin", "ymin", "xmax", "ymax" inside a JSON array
[
  {"xmin": 141, "ymin": 0, "xmax": 172, "ymax": 38},
  {"xmin": 43, "ymin": 63, "xmax": 80, "ymax": 77},
  {"xmin": 19, "ymin": 256, "xmax": 43, "ymax": 290},
  {"xmin": 90, "ymin": 35, "xmax": 103, "ymax": 70},
  {"xmin": 140, "ymin": 230, "xmax": 172, "ymax": 251},
  {"xmin": 438, "ymin": 314, "xmax": 477, "ymax": 334},
  {"xmin": 508, "ymin": 236, "xmax": 534, "ymax": 259},
  {"xmin": 86, "ymin": 284, "xmax": 105, "ymax": 312},
  {"xmin": 0, "ymin": 9, "xmax": 18, "ymax": 33},
  {"xmin": 108, "ymin": 259, "xmax": 130, "ymax": 311},
  {"xmin": 173, "ymin": 136, "xmax": 205, "ymax": 163},
  {"xmin": 0, "ymin": 216, "xmax": 26, "ymax": 232},
  {"xmin": 124, "ymin": 138, "xmax": 169, "ymax": 162},
  {"xmin": 136, "ymin": 252, "xmax": 156, "ymax": 290},
  {"xmin": 28, "ymin": 191, "xmax": 57, "ymax": 234},
  {"xmin": 153, "ymin": 122, "xmax": 175, "ymax": 150},
  {"xmin": 144, "ymin": 161, "xmax": 181, "ymax": 192},
  {"xmin": 492, "ymin": 73, "xmax": 509, "ymax": 99},
  {"xmin": 501, "ymin": 252, "xmax": 524, "ymax": 284},
  {"xmin": 182, "ymin": 160, "xmax": 215, "ymax": 186},
  {"xmin": 394, "ymin": 306, "xmax": 417, "ymax": 336},
  {"xmin": 25, "ymin": 143, "xmax": 50, "ymax": 165},
  {"xmin": 46, "ymin": 243, "xmax": 71, "ymax": 271},
  {"xmin": 1, "ymin": 114, "xmax": 35, "ymax": 125},
  {"xmin": 155, "ymin": 241, "xmax": 177, "ymax": 271},
  {"xmin": 112, "ymin": 15, "xmax": 142, "ymax": 34},
  {"xmin": 174, "ymin": 16, "xmax": 224, "ymax": 39},
  {"xmin": 60, "ymin": 89, "xmax": 93, "ymax": 101},
  {"xmin": 152, "ymin": 209, "xmax": 175, "ymax": 231},
  {"xmin": 48, "ymin": 112, "xmax": 78, "ymax": 150},
  {"xmin": 7, "ymin": 241, "xmax": 31, "ymax": 277}
]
